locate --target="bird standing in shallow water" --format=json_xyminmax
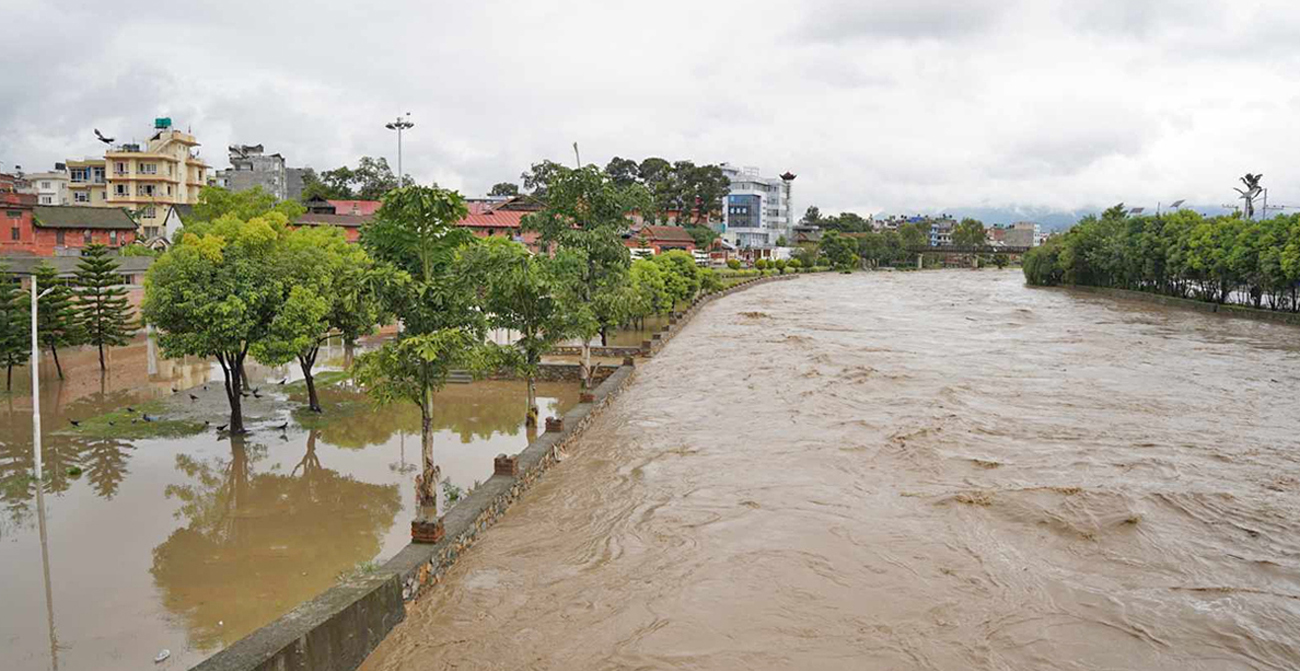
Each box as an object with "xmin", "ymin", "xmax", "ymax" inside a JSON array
[
  {"xmin": 189, "ymin": 394, "xmax": 199, "ymax": 402},
  {"xmin": 69, "ymin": 419, "xmax": 80, "ymax": 427}
]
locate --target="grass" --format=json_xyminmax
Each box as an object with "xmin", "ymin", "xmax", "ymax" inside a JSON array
[{"xmin": 60, "ymin": 400, "xmax": 207, "ymax": 440}]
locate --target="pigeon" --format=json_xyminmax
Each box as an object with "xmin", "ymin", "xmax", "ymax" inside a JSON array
[
  {"xmin": 204, "ymin": 421, "xmax": 210, "ymax": 427},
  {"xmin": 69, "ymin": 419, "xmax": 81, "ymax": 427},
  {"xmin": 275, "ymin": 422, "xmax": 288, "ymax": 431},
  {"xmin": 171, "ymin": 387, "xmax": 178, "ymax": 393},
  {"xmin": 131, "ymin": 419, "xmax": 138, "ymax": 424},
  {"xmin": 126, "ymin": 406, "xmax": 136, "ymax": 413},
  {"xmin": 141, "ymin": 414, "xmax": 155, "ymax": 423},
  {"xmin": 108, "ymin": 421, "xmax": 115, "ymax": 426},
  {"xmin": 249, "ymin": 387, "xmax": 259, "ymax": 394},
  {"xmin": 189, "ymin": 393, "xmax": 199, "ymax": 402},
  {"xmin": 203, "ymin": 385, "xmax": 208, "ymax": 391},
  {"xmin": 216, "ymin": 423, "xmax": 228, "ymax": 432},
  {"xmin": 253, "ymin": 391, "xmax": 262, "ymax": 399}
]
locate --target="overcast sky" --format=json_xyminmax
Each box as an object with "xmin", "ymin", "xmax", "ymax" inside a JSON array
[{"xmin": 3, "ymin": 0, "xmax": 1299, "ymax": 221}]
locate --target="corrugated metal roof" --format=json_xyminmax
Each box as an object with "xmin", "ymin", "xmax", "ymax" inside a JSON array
[{"xmin": 0, "ymin": 253, "xmax": 154, "ymax": 276}]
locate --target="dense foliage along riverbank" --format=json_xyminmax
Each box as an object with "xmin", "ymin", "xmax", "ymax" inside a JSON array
[{"xmin": 1023, "ymin": 205, "xmax": 1300, "ymax": 311}]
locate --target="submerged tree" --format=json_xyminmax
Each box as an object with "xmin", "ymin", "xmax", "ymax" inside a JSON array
[
  {"xmin": 0, "ymin": 263, "xmax": 28, "ymax": 390},
  {"xmin": 356, "ymin": 185, "xmax": 499, "ymax": 535},
  {"xmin": 461, "ymin": 238, "xmax": 582, "ymax": 426},
  {"xmin": 74, "ymin": 244, "xmax": 135, "ymax": 371},
  {"xmin": 144, "ymin": 211, "xmax": 295, "ymax": 434},
  {"xmin": 31, "ymin": 263, "xmax": 84, "ymax": 379}
]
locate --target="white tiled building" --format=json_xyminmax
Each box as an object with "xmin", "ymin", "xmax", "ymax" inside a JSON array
[{"xmin": 718, "ymin": 163, "xmax": 795, "ymax": 249}]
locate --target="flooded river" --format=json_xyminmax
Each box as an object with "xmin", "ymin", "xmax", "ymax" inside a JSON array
[
  {"xmin": 363, "ymin": 269, "xmax": 1300, "ymax": 671},
  {"xmin": 1, "ymin": 339, "xmax": 577, "ymax": 671}
]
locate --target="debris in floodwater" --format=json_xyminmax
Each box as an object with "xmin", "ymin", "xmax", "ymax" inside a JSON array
[{"xmin": 154, "ymin": 649, "xmax": 170, "ymax": 663}]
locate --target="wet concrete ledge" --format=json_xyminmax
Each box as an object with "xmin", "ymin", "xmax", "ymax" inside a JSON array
[
  {"xmin": 188, "ymin": 271, "xmax": 808, "ymax": 671},
  {"xmin": 1059, "ymin": 284, "xmax": 1300, "ymax": 327}
]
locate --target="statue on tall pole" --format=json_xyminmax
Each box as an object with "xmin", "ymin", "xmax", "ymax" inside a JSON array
[{"xmin": 1235, "ymin": 173, "xmax": 1263, "ymax": 219}]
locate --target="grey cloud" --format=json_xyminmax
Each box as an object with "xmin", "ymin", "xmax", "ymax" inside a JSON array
[{"xmin": 795, "ymin": 0, "xmax": 1016, "ymax": 42}]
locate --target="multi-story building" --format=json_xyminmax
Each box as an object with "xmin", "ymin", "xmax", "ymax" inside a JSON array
[
  {"xmin": 208, "ymin": 144, "xmax": 307, "ymax": 201},
  {"xmin": 1004, "ymin": 221, "xmax": 1041, "ymax": 247},
  {"xmin": 67, "ymin": 158, "xmax": 109, "ymax": 205},
  {"xmin": 22, "ymin": 164, "xmax": 71, "ymax": 205},
  {"xmin": 718, "ymin": 164, "xmax": 795, "ymax": 249},
  {"xmin": 92, "ymin": 118, "xmax": 209, "ymax": 238},
  {"xmin": 930, "ymin": 218, "xmax": 955, "ymax": 246}
]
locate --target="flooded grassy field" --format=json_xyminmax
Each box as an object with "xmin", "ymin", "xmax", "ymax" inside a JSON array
[
  {"xmin": 362, "ymin": 269, "xmax": 1300, "ymax": 671},
  {"xmin": 1, "ymin": 338, "xmax": 577, "ymax": 671}
]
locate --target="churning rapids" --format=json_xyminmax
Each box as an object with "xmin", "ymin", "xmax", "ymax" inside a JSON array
[{"xmin": 362, "ymin": 269, "xmax": 1300, "ymax": 671}]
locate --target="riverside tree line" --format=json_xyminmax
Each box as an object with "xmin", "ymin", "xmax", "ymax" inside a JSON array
[
  {"xmin": 1023, "ymin": 205, "xmax": 1300, "ymax": 311},
  {"xmin": 136, "ymin": 165, "xmax": 735, "ymax": 524}
]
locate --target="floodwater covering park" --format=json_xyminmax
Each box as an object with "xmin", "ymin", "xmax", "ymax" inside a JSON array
[{"xmin": 5, "ymin": 269, "xmax": 1300, "ymax": 670}]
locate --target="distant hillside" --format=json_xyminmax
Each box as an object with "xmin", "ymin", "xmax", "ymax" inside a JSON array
[{"xmin": 931, "ymin": 205, "xmax": 1238, "ymax": 232}]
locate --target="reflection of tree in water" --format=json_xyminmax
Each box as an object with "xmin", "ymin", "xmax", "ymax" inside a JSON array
[
  {"xmin": 78, "ymin": 437, "xmax": 134, "ymax": 499},
  {"xmin": 314, "ymin": 383, "xmax": 573, "ymax": 449},
  {"xmin": 150, "ymin": 433, "xmax": 401, "ymax": 651}
]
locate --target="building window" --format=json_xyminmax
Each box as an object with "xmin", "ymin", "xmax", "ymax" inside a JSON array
[
  {"xmin": 110, "ymin": 230, "xmax": 118, "ymax": 245},
  {"xmin": 114, "ymin": 184, "xmax": 128, "ymax": 196},
  {"xmin": 92, "ymin": 167, "xmax": 106, "ymax": 183},
  {"xmin": 40, "ymin": 196, "xmax": 52, "ymax": 205},
  {"xmin": 10, "ymin": 227, "xmax": 18, "ymax": 241},
  {"xmin": 5, "ymin": 210, "xmax": 19, "ymax": 218},
  {"xmin": 83, "ymin": 230, "xmax": 92, "ymax": 244},
  {"xmin": 167, "ymin": 185, "xmax": 172, "ymax": 196},
  {"xmin": 71, "ymin": 169, "xmax": 87, "ymax": 183},
  {"xmin": 41, "ymin": 181, "xmax": 52, "ymax": 189},
  {"xmin": 140, "ymin": 184, "xmax": 156, "ymax": 197},
  {"xmin": 57, "ymin": 230, "xmax": 65, "ymax": 245},
  {"xmin": 142, "ymin": 206, "xmax": 156, "ymax": 219},
  {"xmin": 99, "ymin": 191, "xmax": 106, "ymax": 201},
  {"xmin": 74, "ymin": 191, "xmax": 90, "ymax": 203},
  {"xmin": 140, "ymin": 163, "xmax": 158, "ymax": 175}
]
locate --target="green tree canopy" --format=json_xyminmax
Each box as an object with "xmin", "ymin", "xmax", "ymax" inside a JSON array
[
  {"xmin": 31, "ymin": 262, "xmax": 84, "ymax": 379},
  {"xmin": 0, "ymin": 263, "xmax": 28, "ymax": 390}
]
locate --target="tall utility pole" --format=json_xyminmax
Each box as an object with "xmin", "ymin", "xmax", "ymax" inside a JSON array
[
  {"xmin": 384, "ymin": 113, "xmax": 414, "ymax": 187},
  {"xmin": 29, "ymin": 274, "xmax": 59, "ymax": 671}
]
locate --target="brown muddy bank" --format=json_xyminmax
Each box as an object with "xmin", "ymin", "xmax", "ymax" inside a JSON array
[{"xmin": 361, "ymin": 269, "xmax": 1300, "ymax": 671}]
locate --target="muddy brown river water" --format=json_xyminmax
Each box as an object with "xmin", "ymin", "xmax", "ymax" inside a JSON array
[{"xmin": 362, "ymin": 269, "xmax": 1300, "ymax": 671}]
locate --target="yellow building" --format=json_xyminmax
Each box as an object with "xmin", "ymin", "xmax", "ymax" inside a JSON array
[{"xmin": 67, "ymin": 118, "xmax": 210, "ymax": 241}]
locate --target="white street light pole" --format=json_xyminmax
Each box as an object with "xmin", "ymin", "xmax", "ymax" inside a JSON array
[
  {"xmin": 385, "ymin": 113, "xmax": 414, "ymax": 187},
  {"xmin": 31, "ymin": 275, "xmax": 53, "ymax": 481}
]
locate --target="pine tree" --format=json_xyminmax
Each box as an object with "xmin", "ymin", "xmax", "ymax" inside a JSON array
[
  {"xmin": 74, "ymin": 244, "xmax": 135, "ymax": 371},
  {"xmin": 33, "ymin": 262, "xmax": 84, "ymax": 379},
  {"xmin": 0, "ymin": 263, "xmax": 30, "ymax": 391}
]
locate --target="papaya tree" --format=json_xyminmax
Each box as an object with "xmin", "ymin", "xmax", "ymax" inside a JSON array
[{"xmin": 355, "ymin": 185, "xmax": 500, "ymax": 535}]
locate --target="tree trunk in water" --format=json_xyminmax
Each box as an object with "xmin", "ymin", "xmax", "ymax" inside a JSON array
[
  {"xmin": 600, "ymin": 326, "xmax": 608, "ymax": 347},
  {"xmin": 580, "ymin": 340, "xmax": 591, "ymax": 393},
  {"xmin": 239, "ymin": 360, "xmax": 251, "ymax": 390},
  {"xmin": 50, "ymin": 346, "xmax": 64, "ymax": 380},
  {"xmin": 299, "ymin": 348, "xmax": 321, "ymax": 412},
  {"xmin": 219, "ymin": 353, "xmax": 245, "ymax": 435},
  {"xmin": 415, "ymin": 387, "xmax": 440, "ymax": 522},
  {"xmin": 525, "ymin": 374, "xmax": 538, "ymax": 427},
  {"xmin": 343, "ymin": 339, "xmax": 355, "ymax": 369},
  {"xmin": 97, "ymin": 342, "xmax": 106, "ymax": 371},
  {"xmin": 5, "ymin": 364, "xmax": 11, "ymax": 391}
]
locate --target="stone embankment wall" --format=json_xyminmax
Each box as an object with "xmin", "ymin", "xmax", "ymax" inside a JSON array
[
  {"xmin": 1061, "ymin": 285, "xmax": 1300, "ymax": 327},
  {"xmin": 190, "ymin": 271, "xmax": 805, "ymax": 671}
]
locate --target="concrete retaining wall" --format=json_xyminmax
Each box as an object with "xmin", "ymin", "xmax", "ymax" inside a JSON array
[
  {"xmin": 190, "ymin": 270, "xmax": 807, "ymax": 671},
  {"xmin": 1061, "ymin": 285, "xmax": 1300, "ymax": 327}
]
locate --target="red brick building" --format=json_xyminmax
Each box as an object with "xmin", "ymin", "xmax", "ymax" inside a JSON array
[
  {"xmin": 625, "ymin": 225, "xmax": 697, "ymax": 254},
  {"xmin": 3, "ymin": 193, "xmax": 138, "ymax": 257}
]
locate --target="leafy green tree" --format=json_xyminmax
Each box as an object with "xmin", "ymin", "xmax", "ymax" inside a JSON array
[
  {"xmin": 355, "ymin": 185, "xmax": 499, "ymax": 524},
  {"xmin": 653, "ymin": 250, "xmax": 702, "ymax": 306},
  {"xmin": 251, "ymin": 226, "xmax": 387, "ymax": 412},
  {"xmin": 820, "ymin": 231, "xmax": 859, "ymax": 270},
  {"xmin": 604, "ymin": 157, "xmax": 641, "ymax": 187},
  {"xmin": 488, "ymin": 182, "xmax": 519, "ymax": 197},
  {"xmin": 75, "ymin": 244, "xmax": 135, "ymax": 371},
  {"xmin": 31, "ymin": 263, "xmax": 84, "ymax": 379},
  {"xmin": 686, "ymin": 225, "xmax": 718, "ymax": 248},
  {"xmin": 0, "ymin": 264, "xmax": 28, "ymax": 391},
  {"xmin": 521, "ymin": 160, "xmax": 567, "ymax": 199},
  {"xmin": 898, "ymin": 222, "xmax": 929, "ymax": 249},
  {"xmin": 461, "ymin": 238, "xmax": 581, "ymax": 426},
  {"xmin": 952, "ymin": 218, "xmax": 987, "ymax": 247},
  {"xmin": 993, "ymin": 253, "xmax": 1009, "ymax": 269},
  {"xmin": 186, "ymin": 186, "xmax": 306, "ymax": 241},
  {"xmin": 522, "ymin": 165, "xmax": 634, "ymax": 392},
  {"xmin": 802, "ymin": 206, "xmax": 822, "ymax": 226},
  {"xmin": 629, "ymin": 259, "xmax": 670, "ymax": 323},
  {"xmin": 144, "ymin": 212, "xmax": 294, "ymax": 433}
]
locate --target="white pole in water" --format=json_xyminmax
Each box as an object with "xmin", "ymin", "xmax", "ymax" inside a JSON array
[{"xmin": 31, "ymin": 275, "xmax": 43, "ymax": 481}]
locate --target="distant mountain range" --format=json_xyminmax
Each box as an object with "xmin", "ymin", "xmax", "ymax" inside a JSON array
[{"xmin": 923, "ymin": 205, "xmax": 1238, "ymax": 231}]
